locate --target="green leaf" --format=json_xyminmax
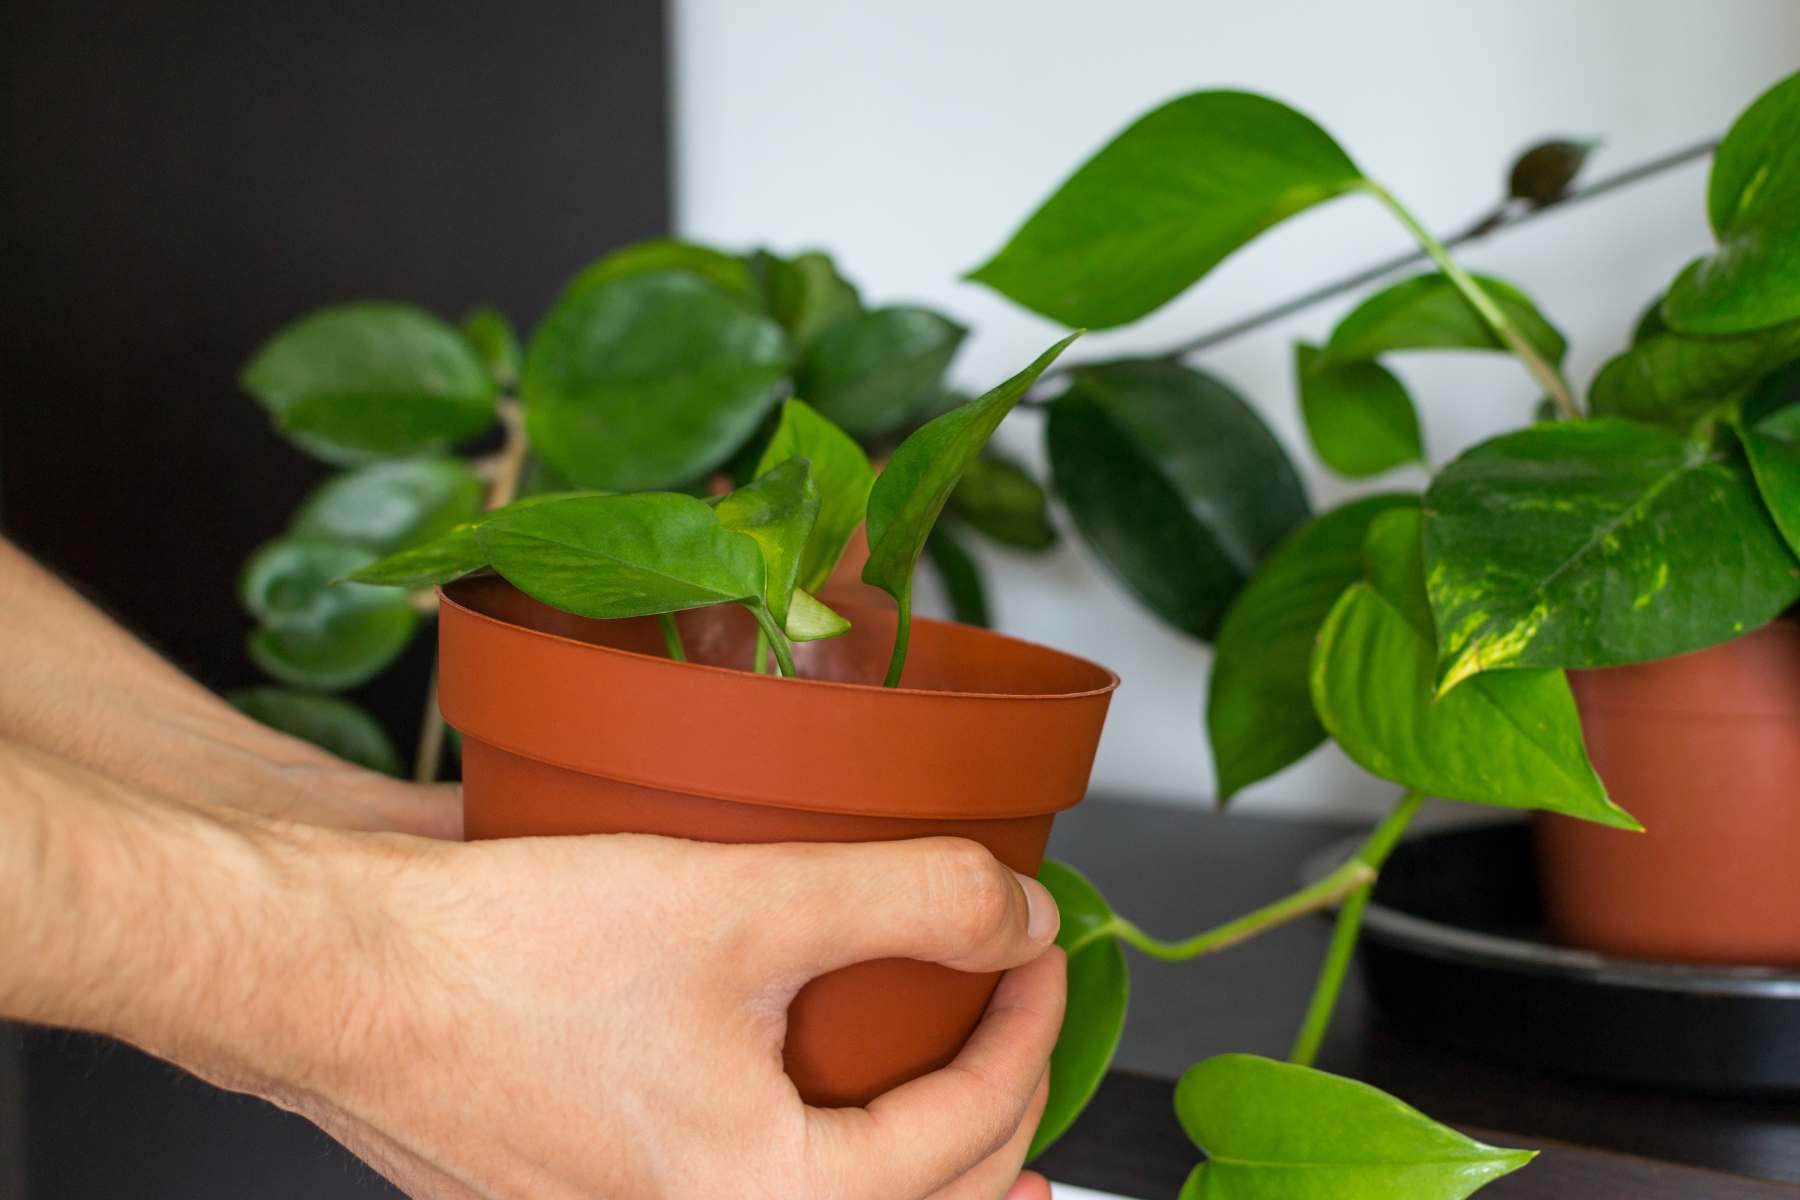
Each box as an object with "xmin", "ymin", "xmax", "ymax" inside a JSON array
[
  {"xmin": 342, "ymin": 491, "xmax": 612, "ymax": 588},
  {"xmin": 863, "ymin": 334, "xmax": 1081, "ymax": 611},
  {"xmin": 241, "ymin": 538, "xmax": 419, "ymax": 690},
  {"xmin": 291, "ymin": 457, "xmax": 485, "ymax": 554},
  {"xmin": 947, "ymin": 451, "xmax": 1057, "ymax": 551},
  {"xmin": 1294, "ymin": 343, "xmax": 1422, "ymax": 478},
  {"xmin": 569, "ymin": 238, "xmax": 757, "ymax": 302},
  {"xmin": 1664, "ymin": 70, "xmax": 1800, "ymax": 334},
  {"xmin": 754, "ymin": 400, "xmax": 876, "ymax": 593},
  {"xmin": 1326, "ymin": 273, "xmax": 1567, "ymax": 366},
  {"xmin": 228, "ymin": 686, "xmax": 402, "ymax": 776},
  {"xmin": 1208, "ymin": 494, "xmax": 1419, "ymax": 802},
  {"xmin": 709, "ymin": 458, "xmax": 820, "ymax": 629},
  {"xmin": 1424, "ymin": 420, "xmax": 1800, "ymax": 692},
  {"xmin": 474, "ymin": 493, "xmax": 765, "ymax": 619},
  {"xmin": 749, "ymin": 249, "xmax": 865, "ymax": 350},
  {"xmin": 461, "ymin": 306, "xmax": 522, "ymax": 390},
  {"xmin": 1509, "ymin": 139, "xmax": 1594, "ymax": 207},
  {"xmin": 969, "ymin": 91, "xmax": 1364, "ymax": 329},
  {"xmin": 1361, "ymin": 507, "xmax": 1436, "ymax": 640},
  {"xmin": 522, "ymin": 269, "xmax": 789, "ymax": 491},
  {"xmin": 924, "ymin": 524, "xmax": 990, "ymax": 627},
  {"xmin": 798, "ymin": 306, "xmax": 967, "ymax": 438},
  {"xmin": 1632, "ymin": 293, "xmax": 1668, "ymax": 347},
  {"xmin": 785, "ymin": 589, "xmax": 850, "ymax": 642},
  {"xmin": 241, "ymin": 302, "xmax": 499, "ymax": 463},
  {"xmin": 1738, "ymin": 422, "xmax": 1800, "ymax": 560},
  {"xmin": 1048, "ymin": 360, "xmax": 1310, "ymax": 640},
  {"xmin": 1174, "ymin": 1056, "xmax": 1534, "ymax": 1200},
  {"xmin": 1029, "ymin": 860, "xmax": 1128, "ymax": 1162},
  {"xmin": 1587, "ymin": 317, "xmax": 1800, "ymax": 431}
]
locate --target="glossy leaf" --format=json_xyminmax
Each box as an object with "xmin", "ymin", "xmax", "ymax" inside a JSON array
[
  {"xmin": 241, "ymin": 302, "xmax": 498, "ymax": 463},
  {"xmin": 229, "ymin": 686, "xmax": 401, "ymax": 776},
  {"xmin": 462, "ymin": 306, "xmax": 522, "ymax": 390},
  {"xmin": 1361, "ymin": 508, "xmax": 1435, "ymax": 640},
  {"xmin": 291, "ymin": 457, "xmax": 484, "ymax": 554},
  {"xmin": 1294, "ymin": 343, "xmax": 1422, "ymax": 478},
  {"xmin": 474, "ymin": 493, "xmax": 765, "ymax": 619},
  {"xmin": 1029, "ymin": 860, "xmax": 1128, "ymax": 1162},
  {"xmin": 522, "ymin": 269, "xmax": 789, "ymax": 491},
  {"xmin": 947, "ymin": 451, "xmax": 1057, "ymax": 551},
  {"xmin": 709, "ymin": 458, "xmax": 820, "ymax": 629},
  {"xmin": 567, "ymin": 238, "xmax": 756, "ymax": 302},
  {"xmin": 343, "ymin": 491, "xmax": 609, "ymax": 588},
  {"xmin": 1738, "ymin": 422, "xmax": 1800, "ymax": 560},
  {"xmin": 749, "ymin": 249, "xmax": 864, "ymax": 350},
  {"xmin": 1208, "ymin": 494, "xmax": 1419, "ymax": 802},
  {"xmin": 1509, "ymin": 139, "xmax": 1593, "ymax": 206},
  {"xmin": 924, "ymin": 524, "xmax": 990, "ymax": 627},
  {"xmin": 241, "ymin": 538, "xmax": 418, "ymax": 690},
  {"xmin": 1664, "ymin": 70, "xmax": 1800, "ymax": 334},
  {"xmin": 1174, "ymin": 1056, "xmax": 1533, "ymax": 1200},
  {"xmin": 798, "ymin": 306, "xmax": 967, "ymax": 438},
  {"xmin": 1424, "ymin": 420, "xmax": 1800, "ymax": 692},
  {"xmin": 1048, "ymin": 360, "xmax": 1309, "ymax": 640},
  {"xmin": 1326, "ymin": 273, "xmax": 1567, "ymax": 366},
  {"xmin": 785, "ymin": 589, "xmax": 850, "ymax": 642},
  {"xmin": 863, "ymin": 334, "xmax": 1080, "ymax": 611},
  {"xmin": 1587, "ymin": 317, "xmax": 1800, "ymax": 431},
  {"xmin": 969, "ymin": 91, "xmax": 1364, "ymax": 329},
  {"xmin": 754, "ymin": 400, "xmax": 876, "ymax": 593}
]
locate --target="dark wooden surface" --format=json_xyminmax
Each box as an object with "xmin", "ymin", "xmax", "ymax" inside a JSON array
[{"xmin": 1037, "ymin": 799, "xmax": 1800, "ymax": 1198}]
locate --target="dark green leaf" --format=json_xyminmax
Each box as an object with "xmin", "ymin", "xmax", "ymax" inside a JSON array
[
  {"xmin": 969, "ymin": 91, "xmax": 1365, "ymax": 329},
  {"xmin": 1208, "ymin": 494, "xmax": 1419, "ymax": 802},
  {"xmin": 1664, "ymin": 70, "xmax": 1800, "ymax": 334},
  {"xmin": 522, "ymin": 270, "xmax": 789, "ymax": 491},
  {"xmin": 229, "ymin": 686, "xmax": 402, "ymax": 776},
  {"xmin": 1174, "ymin": 1056, "xmax": 1533, "ymax": 1200},
  {"xmin": 241, "ymin": 538, "xmax": 419, "ymax": 690},
  {"xmin": 1294, "ymin": 343, "xmax": 1422, "ymax": 478},
  {"xmin": 1745, "ymin": 360, "xmax": 1800, "ymax": 428},
  {"xmin": 863, "ymin": 334, "xmax": 1080, "ymax": 612},
  {"xmin": 1509, "ymin": 140, "xmax": 1593, "ymax": 207},
  {"xmin": 709, "ymin": 458, "xmax": 819, "ymax": 629},
  {"xmin": 291, "ymin": 457, "xmax": 484, "ymax": 554},
  {"xmin": 748, "ymin": 249, "xmax": 864, "ymax": 349},
  {"xmin": 754, "ymin": 400, "xmax": 876, "ymax": 593},
  {"xmin": 1738, "ymin": 423, "xmax": 1800, "ymax": 560},
  {"xmin": 1587, "ymin": 318, "xmax": 1800, "ymax": 431},
  {"xmin": 1326, "ymin": 273, "xmax": 1567, "ymax": 366},
  {"xmin": 1425, "ymin": 420, "xmax": 1800, "ymax": 692},
  {"xmin": 462, "ymin": 306, "xmax": 522, "ymax": 390},
  {"xmin": 1048, "ymin": 360, "xmax": 1310, "ymax": 640},
  {"xmin": 947, "ymin": 451, "xmax": 1057, "ymax": 551},
  {"xmin": 475, "ymin": 493, "xmax": 764, "ymax": 619},
  {"xmin": 1029, "ymin": 860, "xmax": 1128, "ymax": 1162},
  {"xmin": 1632, "ymin": 293, "xmax": 1667, "ymax": 347},
  {"xmin": 241, "ymin": 302, "xmax": 498, "ymax": 463},
  {"xmin": 798, "ymin": 306, "xmax": 967, "ymax": 438},
  {"xmin": 924, "ymin": 524, "xmax": 989, "ymax": 627},
  {"xmin": 567, "ymin": 238, "xmax": 756, "ymax": 302}
]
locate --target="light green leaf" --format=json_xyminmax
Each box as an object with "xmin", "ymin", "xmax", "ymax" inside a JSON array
[
  {"xmin": 240, "ymin": 538, "xmax": 419, "ymax": 690},
  {"xmin": 785, "ymin": 589, "xmax": 850, "ymax": 642},
  {"xmin": 798, "ymin": 306, "xmax": 967, "ymax": 437},
  {"xmin": 1361, "ymin": 507, "xmax": 1435, "ymax": 640},
  {"xmin": 1175, "ymin": 1056, "xmax": 1534, "ymax": 1200},
  {"xmin": 947, "ymin": 451, "xmax": 1057, "ymax": 551},
  {"xmin": 462, "ymin": 306, "xmax": 522, "ymax": 390},
  {"xmin": 1326, "ymin": 273, "xmax": 1567, "ymax": 365},
  {"xmin": 754, "ymin": 399, "xmax": 876, "ymax": 593},
  {"xmin": 343, "ymin": 491, "xmax": 610, "ymax": 588},
  {"xmin": 709, "ymin": 458, "xmax": 820, "ymax": 629},
  {"xmin": 969, "ymin": 91, "xmax": 1364, "ymax": 329},
  {"xmin": 241, "ymin": 302, "xmax": 498, "ymax": 463},
  {"xmin": 924, "ymin": 524, "xmax": 990, "ymax": 627},
  {"xmin": 1586, "ymin": 317, "xmax": 1800, "ymax": 431},
  {"xmin": 229, "ymin": 687, "xmax": 402, "ymax": 776},
  {"xmin": 1294, "ymin": 343, "xmax": 1422, "ymax": 478},
  {"xmin": 291, "ymin": 457, "xmax": 485, "ymax": 554}
]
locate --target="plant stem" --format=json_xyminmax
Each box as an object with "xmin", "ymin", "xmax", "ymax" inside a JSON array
[
  {"xmin": 1357, "ymin": 180, "xmax": 1580, "ymax": 420},
  {"xmin": 751, "ymin": 606, "xmax": 797, "ymax": 678},
  {"xmin": 412, "ymin": 658, "xmax": 445, "ymax": 784},
  {"xmin": 752, "ymin": 625, "xmax": 769, "ymax": 674},
  {"xmin": 882, "ymin": 592, "xmax": 913, "ymax": 688},
  {"xmin": 657, "ymin": 613, "xmax": 687, "ymax": 662},
  {"xmin": 1289, "ymin": 788, "xmax": 1427, "ymax": 1067}
]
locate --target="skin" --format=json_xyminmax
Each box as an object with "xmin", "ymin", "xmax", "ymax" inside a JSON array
[{"xmin": 0, "ymin": 539, "xmax": 1063, "ymax": 1199}]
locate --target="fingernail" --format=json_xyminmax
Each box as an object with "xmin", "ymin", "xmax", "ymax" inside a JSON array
[{"xmin": 1012, "ymin": 870, "xmax": 1060, "ymax": 944}]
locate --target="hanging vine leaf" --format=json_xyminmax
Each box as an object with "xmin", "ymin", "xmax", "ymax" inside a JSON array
[
  {"xmin": 291, "ymin": 457, "xmax": 485, "ymax": 554},
  {"xmin": 748, "ymin": 249, "xmax": 864, "ymax": 350},
  {"xmin": 1326, "ymin": 273, "xmax": 1567, "ymax": 365},
  {"xmin": 1587, "ymin": 317, "xmax": 1800, "ymax": 431},
  {"xmin": 798, "ymin": 306, "xmax": 966, "ymax": 437},
  {"xmin": 1294, "ymin": 344, "xmax": 1422, "ymax": 478},
  {"xmin": 947, "ymin": 450, "xmax": 1058, "ymax": 551},
  {"xmin": 461, "ymin": 306, "xmax": 522, "ymax": 390},
  {"xmin": 923, "ymin": 524, "xmax": 990, "ymax": 627},
  {"xmin": 567, "ymin": 238, "xmax": 757, "ymax": 302},
  {"xmin": 240, "ymin": 538, "xmax": 419, "ymax": 690}
]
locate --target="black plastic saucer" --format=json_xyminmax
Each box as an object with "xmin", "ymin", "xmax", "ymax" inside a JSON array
[{"xmin": 1305, "ymin": 823, "xmax": 1800, "ymax": 1094}]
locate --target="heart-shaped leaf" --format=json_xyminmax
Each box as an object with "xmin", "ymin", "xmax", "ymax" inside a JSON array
[
  {"xmin": 947, "ymin": 451, "xmax": 1057, "ymax": 551},
  {"xmin": 709, "ymin": 457, "xmax": 820, "ymax": 630},
  {"xmin": 1208, "ymin": 493, "xmax": 1419, "ymax": 803},
  {"xmin": 753, "ymin": 400, "xmax": 875, "ymax": 593},
  {"xmin": 1664, "ymin": 70, "xmax": 1800, "ymax": 334},
  {"xmin": 1048, "ymin": 360, "xmax": 1309, "ymax": 640},
  {"xmin": 748, "ymin": 249, "xmax": 864, "ymax": 350},
  {"xmin": 241, "ymin": 302, "xmax": 499, "ymax": 463},
  {"xmin": 923, "ymin": 524, "xmax": 990, "ymax": 628},
  {"xmin": 462, "ymin": 306, "xmax": 522, "ymax": 390},
  {"xmin": 567, "ymin": 238, "xmax": 757, "ymax": 303},
  {"xmin": 343, "ymin": 491, "xmax": 611, "ymax": 589},
  {"xmin": 240, "ymin": 538, "xmax": 419, "ymax": 690},
  {"xmin": 292, "ymin": 457, "xmax": 485, "ymax": 554},
  {"xmin": 798, "ymin": 306, "xmax": 967, "ymax": 437},
  {"xmin": 1294, "ymin": 344, "xmax": 1422, "ymax": 478},
  {"xmin": 1028, "ymin": 860, "xmax": 1128, "ymax": 1162},
  {"xmin": 475, "ymin": 493, "xmax": 765, "ymax": 619},
  {"xmin": 1174, "ymin": 1056, "xmax": 1533, "ymax": 1200},
  {"xmin": 1325, "ymin": 273, "xmax": 1567, "ymax": 366},
  {"xmin": 229, "ymin": 686, "xmax": 402, "ymax": 776},
  {"xmin": 1360, "ymin": 507, "xmax": 1436, "ymax": 640},
  {"xmin": 784, "ymin": 589, "xmax": 850, "ymax": 642},
  {"xmin": 1587, "ymin": 317, "xmax": 1800, "ymax": 431},
  {"xmin": 969, "ymin": 91, "xmax": 1365, "ymax": 329},
  {"xmin": 522, "ymin": 269, "xmax": 789, "ymax": 491},
  {"xmin": 1424, "ymin": 420, "xmax": 1800, "ymax": 693}
]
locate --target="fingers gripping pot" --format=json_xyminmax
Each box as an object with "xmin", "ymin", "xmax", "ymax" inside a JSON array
[{"xmin": 437, "ymin": 576, "xmax": 1118, "ymax": 1106}]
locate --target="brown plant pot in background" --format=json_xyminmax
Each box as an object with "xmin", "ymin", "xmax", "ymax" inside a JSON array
[
  {"xmin": 1536, "ymin": 617, "xmax": 1800, "ymax": 965},
  {"xmin": 437, "ymin": 575, "xmax": 1118, "ymax": 1106}
]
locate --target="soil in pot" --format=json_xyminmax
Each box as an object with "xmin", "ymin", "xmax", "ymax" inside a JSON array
[{"xmin": 436, "ymin": 575, "xmax": 1118, "ymax": 1106}]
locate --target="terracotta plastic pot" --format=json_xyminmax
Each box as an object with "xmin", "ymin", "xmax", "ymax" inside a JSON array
[
  {"xmin": 436, "ymin": 575, "xmax": 1118, "ymax": 1106},
  {"xmin": 1536, "ymin": 617, "xmax": 1800, "ymax": 965}
]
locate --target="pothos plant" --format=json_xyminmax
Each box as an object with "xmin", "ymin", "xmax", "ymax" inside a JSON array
[{"xmin": 955, "ymin": 71, "xmax": 1800, "ymax": 1198}]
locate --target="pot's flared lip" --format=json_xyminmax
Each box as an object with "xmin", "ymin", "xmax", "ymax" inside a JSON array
[{"xmin": 436, "ymin": 583, "xmax": 1121, "ymax": 702}]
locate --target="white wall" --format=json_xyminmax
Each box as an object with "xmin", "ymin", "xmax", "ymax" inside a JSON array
[{"xmin": 672, "ymin": 1, "xmax": 1800, "ymax": 817}]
